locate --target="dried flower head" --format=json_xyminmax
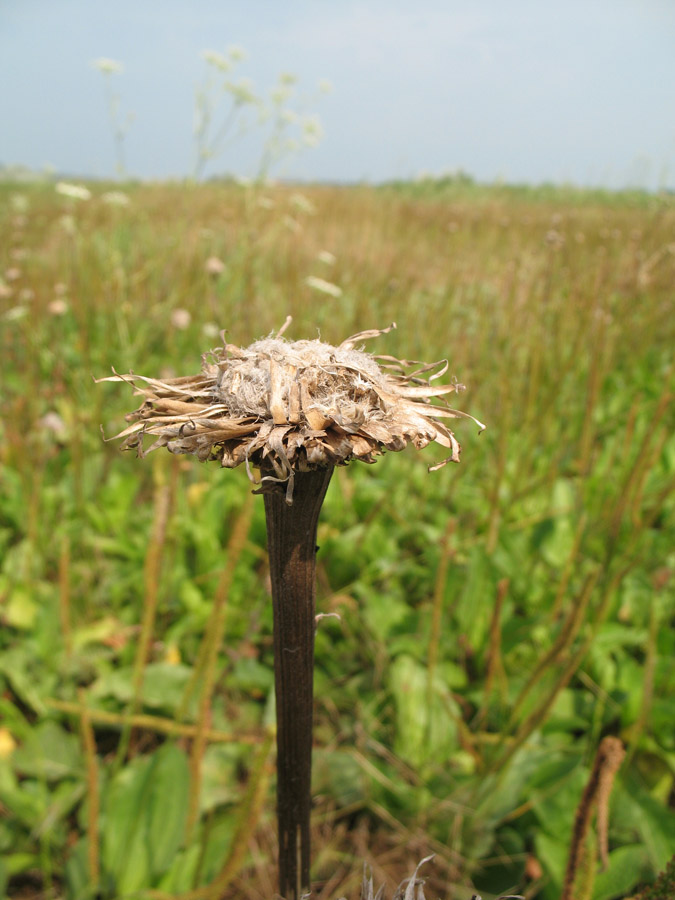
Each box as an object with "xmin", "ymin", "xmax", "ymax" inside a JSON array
[{"xmin": 100, "ymin": 322, "xmax": 484, "ymax": 502}]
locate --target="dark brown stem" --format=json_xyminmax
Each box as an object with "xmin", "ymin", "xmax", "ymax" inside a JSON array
[{"xmin": 263, "ymin": 467, "xmax": 334, "ymax": 900}]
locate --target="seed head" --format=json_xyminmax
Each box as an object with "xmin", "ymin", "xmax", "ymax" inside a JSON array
[{"xmin": 100, "ymin": 322, "xmax": 485, "ymax": 503}]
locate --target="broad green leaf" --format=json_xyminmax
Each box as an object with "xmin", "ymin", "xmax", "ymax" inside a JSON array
[
  {"xmin": 389, "ymin": 654, "xmax": 458, "ymax": 771},
  {"xmin": 453, "ymin": 545, "xmax": 494, "ymax": 650},
  {"xmin": 313, "ymin": 748, "xmax": 367, "ymax": 808},
  {"xmin": 102, "ymin": 743, "xmax": 190, "ymax": 891},
  {"xmin": 64, "ymin": 837, "xmax": 92, "ymax": 900},
  {"xmin": 200, "ymin": 815, "xmax": 237, "ymax": 883},
  {"xmin": 2, "ymin": 851, "xmax": 41, "ymax": 885},
  {"xmin": 0, "ymin": 762, "xmax": 45, "ymax": 828},
  {"xmin": 102, "ymin": 754, "xmax": 153, "ymax": 892},
  {"xmin": 361, "ymin": 588, "xmax": 409, "ymax": 639},
  {"xmin": 145, "ymin": 743, "xmax": 190, "ymax": 878},
  {"xmin": 155, "ymin": 843, "xmax": 202, "ymax": 891},
  {"xmin": 12, "ymin": 720, "xmax": 82, "ymax": 781},
  {"xmin": 141, "ymin": 663, "xmax": 194, "ymax": 712},
  {"xmin": 199, "ymin": 743, "xmax": 242, "ymax": 814},
  {"xmin": 0, "ymin": 649, "xmax": 47, "ymax": 715},
  {"xmin": 4, "ymin": 586, "xmax": 38, "ymax": 630},
  {"xmin": 535, "ymin": 830, "xmax": 567, "ymax": 889},
  {"xmin": 592, "ymin": 844, "xmax": 651, "ymax": 900},
  {"xmin": 620, "ymin": 776, "xmax": 675, "ymax": 871}
]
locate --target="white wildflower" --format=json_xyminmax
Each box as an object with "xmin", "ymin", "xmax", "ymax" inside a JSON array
[
  {"xmin": 227, "ymin": 77, "xmax": 257, "ymax": 105},
  {"xmin": 305, "ymin": 276, "xmax": 342, "ymax": 298},
  {"xmin": 10, "ymin": 194, "xmax": 29, "ymax": 213},
  {"xmin": 317, "ymin": 251, "xmax": 336, "ymax": 265},
  {"xmin": 302, "ymin": 115, "xmax": 323, "ymax": 147},
  {"xmin": 55, "ymin": 182, "xmax": 91, "ymax": 201},
  {"xmin": 227, "ymin": 45, "xmax": 247, "ymax": 62},
  {"xmin": 59, "ymin": 215, "xmax": 77, "ymax": 235},
  {"xmin": 282, "ymin": 215, "xmax": 301, "ymax": 233},
  {"xmin": 170, "ymin": 308, "xmax": 192, "ymax": 330},
  {"xmin": 202, "ymin": 322, "xmax": 220, "ymax": 339},
  {"xmin": 290, "ymin": 193, "xmax": 316, "ymax": 214},
  {"xmin": 271, "ymin": 86, "xmax": 291, "ymax": 106},
  {"xmin": 93, "ymin": 57, "xmax": 123, "ymax": 74},
  {"xmin": 205, "ymin": 256, "xmax": 226, "ymax": 276},
  {"xmin": 39, "ymin": 411, "xmax": 67, "ymax": 439},
  {"xmin": 48, "ymin": 299, "xmax": 69, "ymax": 316},
  {"xmin": 102, "ymin": 191, "xmax": 130, "ymax": 206},
  {"xmin": 201, "ymin": 50, "xmax": 231, "ymax": 72}
]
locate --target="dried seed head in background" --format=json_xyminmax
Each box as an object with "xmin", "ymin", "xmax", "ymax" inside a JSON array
[{"xmin": 100, "ymin": 321, "xmax": 485, "ymax": 502}]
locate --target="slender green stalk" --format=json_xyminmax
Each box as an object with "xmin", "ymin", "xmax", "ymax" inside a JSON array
[
  {"xmin": 114, "ymin": 461, "xmax": 173, "ymax": 769},
  {"xmin": 263, "ymin": 467, "xmax": 334, "ymax": 900},
  {"xmin": 58, "ymin": 534, "xmax": 73, "ymax": 659},
  {"xmin": 185, "ymin": 494, "xmax": 254, "ymax": 843},
  {"xmin": 46, "ymin": 698, "xmax": 262, "ymax": 744},
  {"xmin": 77, "ymin": 689, "xmax": 100, "ymax": 893},
  {"xmin": 426, "ymin": 519, "xmax": 455, "ymax": 716},
  {"xmin": 508, "ymin": 569, "xmax": 597, "ymax": 729}
]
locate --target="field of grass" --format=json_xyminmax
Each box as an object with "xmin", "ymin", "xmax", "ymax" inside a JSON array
[{"xmin": 1, "ymin": 177, "xmax": 674, "ymax": 900}]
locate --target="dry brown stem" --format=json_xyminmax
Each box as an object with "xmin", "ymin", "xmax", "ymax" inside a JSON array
[{"xmin": 561, "ymin": 736, "xmax": 626, "ymax": 900}]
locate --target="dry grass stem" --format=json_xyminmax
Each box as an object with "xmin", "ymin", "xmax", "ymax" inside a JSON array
[{"xmin": 561, "ymin": 736, "xmax": 626, "ymax": 900}]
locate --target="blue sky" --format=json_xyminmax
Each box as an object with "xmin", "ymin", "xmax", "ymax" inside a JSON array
[{"xmin": 2, "ymin": 0, "xmax": 675, "ymax": 188}]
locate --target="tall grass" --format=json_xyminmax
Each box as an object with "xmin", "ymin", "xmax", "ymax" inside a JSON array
[{"xmin": 0, "ymin": 178, "xmax": 673, "ymax": 899}]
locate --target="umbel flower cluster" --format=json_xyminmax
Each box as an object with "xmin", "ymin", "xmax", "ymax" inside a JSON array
[{"xmin": 101, "ymin": 322, "xmax": 485, "ymax": 502}]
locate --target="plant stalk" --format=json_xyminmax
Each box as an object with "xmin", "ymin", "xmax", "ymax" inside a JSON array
[{"xmin": 263, "ymin": 467, "xmax": 333, "ymax": 900}]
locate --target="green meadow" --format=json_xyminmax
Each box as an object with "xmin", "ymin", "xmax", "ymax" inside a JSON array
[{"xmin": 0, "ymin": 177, "xmax": 674, "ymax": 899}]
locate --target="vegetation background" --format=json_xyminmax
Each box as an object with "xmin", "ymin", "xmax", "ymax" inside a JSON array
[{"xmin": 0, "ymin": 171, "xmax": 674, "ymax": 900}]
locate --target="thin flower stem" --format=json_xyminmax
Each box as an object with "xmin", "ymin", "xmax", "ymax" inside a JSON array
[
  {"xmin": 263, "ymin": 467, "xmax": 334, "ymax": 900},
  {"xmin": 77, "ymin": 688, "xmax": 100, "ymax": 892},
  {"xmin": 185, "ymin": 493, "xmax": 254, "ymax": 843},
  {"xmin": 45, "ymin": 697, "xmax": 262, "ymax": 744},
  {"xmin": 426, "ymin": 519, "xmax": 455, "ymax": 716},
  {"xmin": 114, "ymin": 460, "xmax": 173, "ymax": 770}
]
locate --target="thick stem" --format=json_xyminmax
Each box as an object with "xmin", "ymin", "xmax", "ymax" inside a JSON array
[{"xmin": 263, "ymin": 467, "xmax": 333, "ymax": 900}]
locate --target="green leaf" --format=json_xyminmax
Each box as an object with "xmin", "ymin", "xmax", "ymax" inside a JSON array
[
  {"xmin": 0, "ymin": 649, "xmax": 47, "ymax": 715},
  {"xmin": 199, "ymin": 743, "xmax": 242, "ymax": 814},
  {"xmin": 388, "ymin": 654, "xmax": 458, "ymax": 771},
  {"xmin": 361, "ymin": 587, "xmax": 409, "ymax": 639},
  {"xmin": 620, "ymin": 776, "xmax": 675, "ymax": 872},
  {"xmin": 141, "ymin": 663, "xmax": 194, "ymax": 712},
  {"xmin": 592, "ymin": 845, "xmax": 651, "ymax": 900},
  {"xmin": 102, "ymin": 743, "xmax": 190, "ymax": 891},
  {"xmin": 145, "ymin": 743, "xmax": 190, "ymax": 878},
  {"xmin": 535, "ymin": 829, "xmax": 567, "ymax": 889},
  {"xmin": 453, "ymin": 545, "xmax": 494, "ymax": 650},
  {"xmin": 314, "ymin": 748, "xmax": 367, "ymax": 808},
  {"xmin": 4, "ymin": 586, "xmax": 38, "ymax": 630},
  {"xmin": 0, "ymin": 762, "xmax": 45, "ymax": 828},
  {"xmin": 12, "ymin": 720, "xmax": 82, "ymax": 781},
  {"xmin": 102, "ymin": 755, "xmax": 153, "ymax": 892}
]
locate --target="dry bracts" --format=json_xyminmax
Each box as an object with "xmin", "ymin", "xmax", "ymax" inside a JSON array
[{"xmin": 100, "ymin": 322, "xmax": 485, "ymax": 502}]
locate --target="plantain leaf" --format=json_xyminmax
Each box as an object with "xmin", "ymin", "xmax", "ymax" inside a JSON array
[
  {"xmin": 102, "ymin": 743, "xmax": 190, "ymax": 891},
  {"xmin": 591, "ymin": 844, "xmax": 651, "ymax": 900},
  {"xmin": 389, "ymin": 653, "xmax": 459, "ymax": 771}
]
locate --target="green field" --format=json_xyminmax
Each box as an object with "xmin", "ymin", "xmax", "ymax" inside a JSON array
[{"xmin": 1, "ymin": 178, "xmax": 674, "ymax": 899}]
